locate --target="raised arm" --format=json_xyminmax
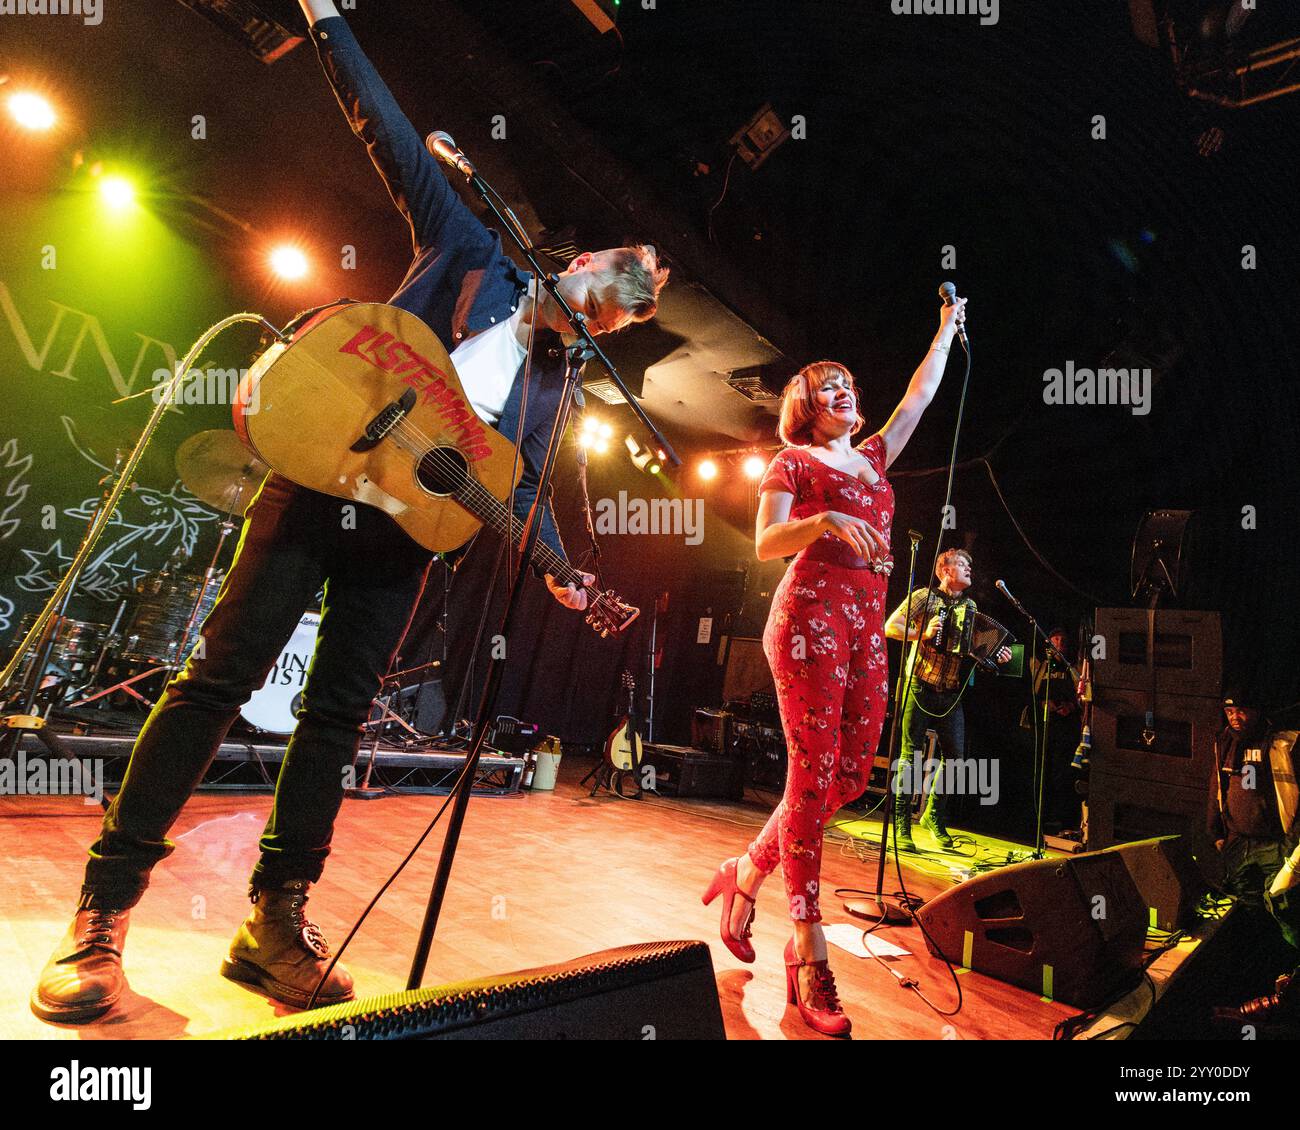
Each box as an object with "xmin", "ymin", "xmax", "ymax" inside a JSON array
[
  {"xmin": 299, "ymin": 0, "xmax": 479, "ymax": 254},
  {"xmin": 872, "ymin": 297, "xmax": 967, "ymax": 468}
]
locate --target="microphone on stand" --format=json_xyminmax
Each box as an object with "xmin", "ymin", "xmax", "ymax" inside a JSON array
[
  {"xmin": 938, "ymin": 281, "xmax": 968, "ymax": 346},
  {"xmin": 907, "ymin": 529, "xmax": 924, "ymax": 544},
  {"xmin": 994, "ymin": 578, "xmax": 1025, "ymax": 615},
  {"xmin": 425, "ymin": 130, "xmax": 476, "ymax": 178}
]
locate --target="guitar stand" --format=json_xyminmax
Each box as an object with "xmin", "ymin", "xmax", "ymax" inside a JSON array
[{"xmin": 579, "ymin": 759, "xmax": 642, "ymax": 800}]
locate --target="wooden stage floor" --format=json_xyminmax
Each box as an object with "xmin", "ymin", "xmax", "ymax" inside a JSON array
[{"xmin": 1, "ymin": 758, "xmax": 1087, "ymax": 1040}]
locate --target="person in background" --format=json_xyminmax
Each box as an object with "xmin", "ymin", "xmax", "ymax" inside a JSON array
[
  {"xmin": 1207, "ymin": 690, "xmax": 1300, "ymax": 1024},
  {"xmin": 883, "ymin": 549, "xmax": 1012, "ymax": 852}
]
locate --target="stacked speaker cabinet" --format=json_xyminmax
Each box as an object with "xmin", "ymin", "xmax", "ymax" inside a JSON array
[{"xmin": 1088, "ymin": 608, "xmax": 1222, "ymax": 874}]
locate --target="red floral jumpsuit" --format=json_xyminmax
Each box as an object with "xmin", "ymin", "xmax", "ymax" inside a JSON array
[{"xmin": 747, "ymin": 435, "xmax": 894, "ymax": 922}]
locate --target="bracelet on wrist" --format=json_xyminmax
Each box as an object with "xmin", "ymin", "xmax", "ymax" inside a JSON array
[{"xmin": 930, "ymin": 340, "xmax": 950, "ymax": 356}]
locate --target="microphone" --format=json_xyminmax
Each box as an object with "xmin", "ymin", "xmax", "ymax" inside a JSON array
[
  {"xmin": 907, "ymin": 529, "xmax": 924, "ymax": 544},
  {"xmin": 994, "ymin": 578, "xmax": 1025, "ymax": 615},
  {"xmin": 425, "ymin": 130, "xmax": 476, "ymax": 178},
  {"xmin": 938, "ymin": 281, "xmax": 968, "ymax": 345}
]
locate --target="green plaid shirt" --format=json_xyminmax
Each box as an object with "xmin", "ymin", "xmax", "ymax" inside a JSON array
[{"xmin": 892, "ymin": 587, "xmax": 977, "ymax": 694}]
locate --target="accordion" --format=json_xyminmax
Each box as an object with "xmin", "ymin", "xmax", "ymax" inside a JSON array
[{"xmin": 933, "ymin": 602, "xmax": 1014, "ymax": 670}]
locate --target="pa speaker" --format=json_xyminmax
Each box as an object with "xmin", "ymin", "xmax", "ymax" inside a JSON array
[
  {"xmin": 1097, "ymin": 835, "xmax": 1206, "ymax": 933},
  {"xmin": 1093, "ymin": 608, "xmax": 1221, "ymax": 699},
  {"xmin": 215, "ymin": 940, "xmax": 725, "ymax": 1040},
  {"xmin": 914, "ymin": 851, "xmax": 1148, "ymax": 1008}
]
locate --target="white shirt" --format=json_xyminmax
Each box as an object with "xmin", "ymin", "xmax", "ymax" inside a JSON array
[{"xmin": 450, "ymin": 316, "xmax": 527, "ymax": 426}]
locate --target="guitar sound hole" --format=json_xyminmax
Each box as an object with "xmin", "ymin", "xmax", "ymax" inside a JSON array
[{"xmin": 416, "ymin": 446, "xmax": 470, "ymax": 496}]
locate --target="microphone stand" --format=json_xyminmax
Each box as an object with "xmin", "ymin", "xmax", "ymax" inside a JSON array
[
  {"xmin": 845, "ymin": 529, "xmax": 922, "ymax": 925},
  {"xmin": 405, "ymin": 161, "xmax": 677, "ymax": 989},
  {"xmin": 996, "ymin": 584, "xmax": 1080, "ymax": 859}
]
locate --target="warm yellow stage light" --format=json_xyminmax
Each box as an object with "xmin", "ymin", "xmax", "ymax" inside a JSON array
[
  {"xmin": 98, "ymin": 175, "xmax": 136, "ymax": 210},
  {"xmin": 742, "ymin": 455, "xmax": 766, "ymax": 479},
  {"xmin": 8, "ymin": 92, "xmax": 56, "ymax": 131},
  {"xmin": 270, "ymin": 245, "xmax": 309, "ymax": 280},
  {"xmin": 698, "ymin": 459, "xmax": 718, "ymax": 481}
]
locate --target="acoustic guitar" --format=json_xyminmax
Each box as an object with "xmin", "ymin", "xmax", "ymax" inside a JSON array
[{"xmin": 233, "ymin": 302, "xmax": 638, "ymax": 637}]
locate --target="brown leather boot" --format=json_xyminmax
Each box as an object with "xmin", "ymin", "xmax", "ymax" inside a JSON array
[
  {"xmin": 220, "ymin": 879, "xmax": 354, "ymax": 1009},
  {"xmin": 31, "ymin": 907, "xmax": 131, "ymax": 1023}
]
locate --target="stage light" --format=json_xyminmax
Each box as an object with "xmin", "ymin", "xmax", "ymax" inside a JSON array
[
  {"xmin": 742, "ymin": 455, "xmax": 766, "ymax": 479},
  {"xmin": 7, "ymin": 91, "xmax": 56, "ymax": 131},
  {"xmin": 698, "ymin": 459, "xmax": 718, "ymax": 481},
  {"xmin": 98, "ymin": 175, "xmax": 136, "ymax": 211},
  {"xmin": 599, "ymin": 422, "xmax": 613, "ymax": 439},
  {"xmin": 624, "ymin": 434, "xmax": 658, "ymax": 473},
  {"xmin": 270, "ymin": 245, "xmax": 308, "ymax": 280}
]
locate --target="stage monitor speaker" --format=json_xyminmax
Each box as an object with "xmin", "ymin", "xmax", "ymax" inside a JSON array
[
  {"xmin": 1097, "ymin": 835, "xmax": 1207, "ymax": 933},
  {"xmin": 1093, "ymin": 608, "xmax": 1221, "ymax": 698},
  {"xmin": 914, "ymin": 850, "xmax": 1148, "ymax": 1008},
  {"xmin": 216, "ymin": 941, "xmax": 725, "ymax": 1040}
]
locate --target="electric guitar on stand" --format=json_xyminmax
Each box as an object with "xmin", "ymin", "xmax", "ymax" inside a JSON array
[
  {"xmin": 583, "ymin": 670, "xmax": 644, "ymax": 799},
  {"xmin": 233, "ymin": 301, "xmax": 639, "ymax": 637}
]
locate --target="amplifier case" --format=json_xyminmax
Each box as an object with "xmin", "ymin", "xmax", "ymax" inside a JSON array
[{"xmin": 641, "ymin": 742, "xmax": 743, "ymax": 800}]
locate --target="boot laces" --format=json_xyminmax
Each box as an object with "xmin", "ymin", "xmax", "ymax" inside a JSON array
[
  {"xmin": 288, "ymin": 893, "xmax": 330, "ymax": 957},
  {"xmin": 78, "ymin": 909, "xmax": 122, "ymax": 950}
]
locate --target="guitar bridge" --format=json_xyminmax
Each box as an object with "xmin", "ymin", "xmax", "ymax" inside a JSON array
[{"xmin": 350, "ymin": 387, "xmax": 417, "ymax": 453}]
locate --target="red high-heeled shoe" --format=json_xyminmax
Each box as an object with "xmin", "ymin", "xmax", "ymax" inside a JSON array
[
  {"xmin": 702, "ymin": 858, "xmax": 757, "ymax": 963},
  {"xmin": 784, "ymin": 937, "xmax": 851, "ymax": 1038}
]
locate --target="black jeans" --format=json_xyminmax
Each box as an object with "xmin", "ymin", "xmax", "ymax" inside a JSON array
[
  {"xmin": 894, "ymin": 681, "xmax": 965, "ymax": 821},
  {"xmin": 81, "ymin": 475, "xmax": 433, "ymax": 909},
  {"xmin": 1223, "ymin": 834, "xmax": 1294, "ymax": 912}
]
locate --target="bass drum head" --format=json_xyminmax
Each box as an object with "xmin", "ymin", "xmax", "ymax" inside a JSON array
[{"xmin": 239, "ymin": 610, "xmax": 321, "ymax": 734}]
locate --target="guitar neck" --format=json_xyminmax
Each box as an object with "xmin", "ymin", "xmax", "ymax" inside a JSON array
[{"xmin": 453, "ymin": 481, "xmax": 582, "ymax": 585}]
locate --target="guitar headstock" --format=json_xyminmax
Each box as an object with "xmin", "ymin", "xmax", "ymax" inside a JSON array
[{"xmin": 585, "ymin": 590, "xmax": 641, "ymax": 638}]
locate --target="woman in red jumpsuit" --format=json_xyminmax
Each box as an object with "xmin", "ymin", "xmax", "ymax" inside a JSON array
[{"xmin": 703, "ymin": 294, "xmax": 967, "ymax": 1036}]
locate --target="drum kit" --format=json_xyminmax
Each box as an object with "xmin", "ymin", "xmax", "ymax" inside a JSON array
[{"xmin": 4, "ymin": 430, "xmax": 320, "ymax": 735}]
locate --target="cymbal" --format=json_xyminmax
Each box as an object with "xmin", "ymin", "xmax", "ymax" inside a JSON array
[{"xmin": 175, "ymin": 430, "xmax": 268, "ymax": 514}]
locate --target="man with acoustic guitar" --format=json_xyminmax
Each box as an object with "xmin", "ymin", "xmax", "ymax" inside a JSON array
[{"xmin": 33, "ymin": 0, "xmax": 667, "ymax": 1023}]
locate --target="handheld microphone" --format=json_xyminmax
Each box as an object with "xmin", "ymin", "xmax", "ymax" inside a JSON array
[
  {"xmin": 425, "ymin": 130, "xmax": 476, "ymax": 178},
  {"xmin": 908, "ymin": 529, "xmax": 924, "ymax": 544},
  {"xmin": 938, "ymin": 281, "xmax": 968, "ymax": 345}
]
